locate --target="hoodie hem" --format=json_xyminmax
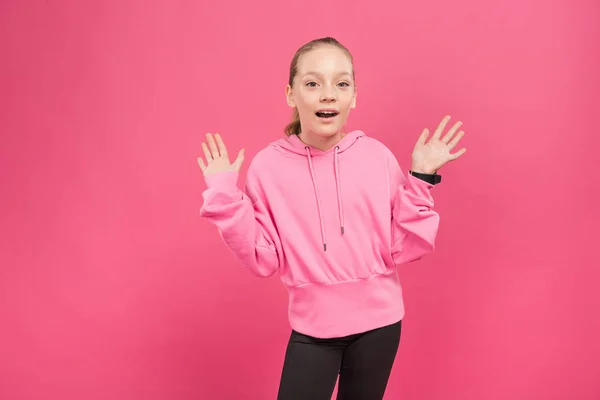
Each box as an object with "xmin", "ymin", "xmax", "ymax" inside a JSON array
[{"xmin": 286, "ymin": 271, "xmax": 405, "ymax": 339}]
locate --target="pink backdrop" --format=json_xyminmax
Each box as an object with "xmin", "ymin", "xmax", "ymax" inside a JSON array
[{"xmin": 1, "ymin": 0, "xmax": 599, "ymax": 399}]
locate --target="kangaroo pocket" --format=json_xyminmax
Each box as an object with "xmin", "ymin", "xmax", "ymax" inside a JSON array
[{"xmin": 279, "ymin": 231, "xmax": 392, "ymax": 287}]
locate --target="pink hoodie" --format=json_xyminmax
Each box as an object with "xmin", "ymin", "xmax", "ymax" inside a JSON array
[{"xmin": 200, "ymin": 130, "xmax": 440, "ymax": 338}]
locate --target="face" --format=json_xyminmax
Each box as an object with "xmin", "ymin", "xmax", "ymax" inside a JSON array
[{"xmin": 286, "ymin": 45, "xmax": 357, "ymax": 139}]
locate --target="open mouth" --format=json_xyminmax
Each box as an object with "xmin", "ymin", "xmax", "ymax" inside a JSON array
[{"xmin": 315, "ymin": 110, "xmax": 340, "ymax": 119}]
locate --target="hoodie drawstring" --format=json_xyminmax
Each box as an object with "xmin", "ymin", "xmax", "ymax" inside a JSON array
[
  {"xmin": 334, "ymin": 146, "xmax": 345, "ymax": 235},
  {"xmin": 305, "ymin": 145, "xmax": 345, "ymax": 251}
]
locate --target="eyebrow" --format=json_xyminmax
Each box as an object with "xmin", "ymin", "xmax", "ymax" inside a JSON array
[{"xmin": 302, "ymin": 71, "xmax": 353, "ymax": 78}]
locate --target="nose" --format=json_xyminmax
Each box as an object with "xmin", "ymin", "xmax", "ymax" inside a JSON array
[{"xmin": 319, "ymin": 85, "xmax": 337, "ymax": 103}]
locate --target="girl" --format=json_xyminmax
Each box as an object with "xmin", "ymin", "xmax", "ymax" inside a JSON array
[{"xmin": 197, "ymin": 37, "xmax": 466, "ymax": 400}]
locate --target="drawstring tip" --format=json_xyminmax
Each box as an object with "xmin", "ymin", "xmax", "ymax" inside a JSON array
[
  {"xmin": 341, "ymin": 226, "xmax": 345, "ymax": 235},
  {"xmin": 324, "ymin": 243, "xmax": 327, "ymax": 251}
]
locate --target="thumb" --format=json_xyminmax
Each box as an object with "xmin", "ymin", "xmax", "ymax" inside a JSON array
[{"xmin": 232, "ymin": 148, "xmax": 245, "ymax": 171}]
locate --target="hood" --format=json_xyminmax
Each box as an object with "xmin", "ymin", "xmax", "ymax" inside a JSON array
[
  {"xmin": 270, "ymin": 130, "xmax": 365, "ymax": 157},
  {"xmin": 269, "ymin": 130, "xmax": 366, "ymax": 251}
]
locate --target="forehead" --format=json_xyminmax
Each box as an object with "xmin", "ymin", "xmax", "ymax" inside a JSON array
[{"xmin": 297, "ymin": 45, "xmax": 353, "ymax": 76}]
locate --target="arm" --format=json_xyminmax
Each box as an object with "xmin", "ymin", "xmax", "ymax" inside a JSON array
[
  {"xmin": 200, "ymin": 168, "xmax": 281, "ymax": 277},
  {"xmin": 388, "ymin": 114, "xmax": 467, "ymax": 264},
  {"xmin": 387, "ymin": 150, "xmax": 440, "ymax": 265}
]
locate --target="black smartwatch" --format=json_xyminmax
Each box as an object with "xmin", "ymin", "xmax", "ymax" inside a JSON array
[{"xmin": 409, "ymin": 170, "xmax": 442, "ymax": 185}]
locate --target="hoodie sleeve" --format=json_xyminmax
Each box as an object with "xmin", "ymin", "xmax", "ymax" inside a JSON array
[
  {"xmin": 386, "ymin": 149, "xmax": 440, "ymax": 265},
  {"xmin": 199, "ymin": 167, "xmax": 281, "ymax": 277}
]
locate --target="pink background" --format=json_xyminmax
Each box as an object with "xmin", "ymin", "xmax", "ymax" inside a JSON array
[{"xmin": 1, "ymin": 0, "xmax": 599, "ymax": 399}]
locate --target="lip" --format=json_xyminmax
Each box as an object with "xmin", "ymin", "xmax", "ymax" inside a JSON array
[{"xmin": 316, "ymin": 109, "xmax": 340, "ymax": 114}]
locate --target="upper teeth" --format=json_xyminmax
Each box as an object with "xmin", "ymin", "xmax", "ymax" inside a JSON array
[{"xmin": 320, "ymin": 111, "xmax": 335, "ymax": 114}]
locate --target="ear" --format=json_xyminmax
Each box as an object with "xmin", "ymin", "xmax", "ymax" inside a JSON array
[
  {"xmin": 285, "ymin": 85, "xmax": 295, "ymax": 108},
  {"xmin": 351, "ymin": 87, "xmax": 357, "ymax": 109}
]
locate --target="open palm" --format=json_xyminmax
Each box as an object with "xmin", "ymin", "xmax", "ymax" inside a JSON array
[
  {"xmin": 197, "ymin": 133, "xmax": 245, "ymax": 176},
  {"xmin": 411, "ymin": 115, "xmax": 467, "ymax": 174}
]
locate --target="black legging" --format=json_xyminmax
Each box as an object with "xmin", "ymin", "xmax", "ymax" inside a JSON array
[{"xmin": 277, "ymin": 320, "xmax": 402, "ymax": 400}]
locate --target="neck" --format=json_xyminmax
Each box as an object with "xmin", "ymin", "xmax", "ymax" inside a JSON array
[{"xmin": 298, "ymin": 131, "xmax": 345, "ymax": 152}]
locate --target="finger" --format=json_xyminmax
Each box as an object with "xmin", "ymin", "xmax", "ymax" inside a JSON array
[
  {"xmin": 418, "ymin": 128, "xmax": 429, "ymax": 146},
  {"xmin": 201, "ymin": 142, "xmax": 212, "ymax": 161},
  {"xmin": 450, "ymin": 148, "xmax": 467, "ymax": 160},
  {"xmin": 447, "ymin": 130, "xmax": 465, "ymax": 150},
  {"xmin": 433, "ymin": 115, "xmax": 451, "ymax": 139},
  {"xmin": 232, "ymin": 149, "xmax": 245, "ymax": 171},
  {"xmin": 197, "ymin": 157, "xmax": 207, "ymax": 172},
  {"xmin": 442, "ymin": 121, "xmax": 462, "ymax": 144},
  {"xmin": 214, "ymin": 133, "xmax": 228, "ymax": 159},
  {"xmin": 206, "ymin": 133, "xmax": 220, "ymax": 158}
]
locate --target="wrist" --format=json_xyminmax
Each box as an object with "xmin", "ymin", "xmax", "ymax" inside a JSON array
[
  {"xmin": 204, "ymin": 170, "xmax": 239, "ymax": 190},
  {"xmin": 409, "ymin": 170, "xmax": 442, "ymax": 185},
  {"xmin": 410, "ymin": 165, "xmax": 437, "ymax": 175}
]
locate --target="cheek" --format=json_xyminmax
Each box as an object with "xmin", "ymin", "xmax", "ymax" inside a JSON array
[
  {"xmin": 344, "ymin": 94, "xmax": 357, "ymax": 110},
  {"xmin": 295, "ymin": 93, "xmax": 318, "ymax": 113},
  {"xmin": 340, "ymin": 90, "xmax": 355, "ymax": 104},
  {"xmin": 296, "ymin": 90, "xmax": 317, "ymax": 105}
]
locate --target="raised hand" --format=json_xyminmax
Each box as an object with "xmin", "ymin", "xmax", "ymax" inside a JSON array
[
  {"xmin": 197, "ymin": 133, "xmax": 245, "ymax": 176},
  {"xmin": 411, "ymin": 115, "xmax": 467, "ymax": 174}
]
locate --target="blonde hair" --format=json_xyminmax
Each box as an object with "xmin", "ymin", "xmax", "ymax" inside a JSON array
[{"xmin": 284, "ymin": 37, "xmax": 355, "ymax": 136}]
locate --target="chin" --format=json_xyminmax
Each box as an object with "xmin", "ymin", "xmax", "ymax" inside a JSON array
[{"xmin": 310, "ymin": 123, "xmax": 345, "ymax": 137}]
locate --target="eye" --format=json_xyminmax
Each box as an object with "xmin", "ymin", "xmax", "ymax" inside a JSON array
[
  {"xmin": 338, "ymin": 82, "xmax": 350, "ymax": 87},
  {"xmin": 306, "ymin": 81, "xmax": 317, "ymax": 87}
]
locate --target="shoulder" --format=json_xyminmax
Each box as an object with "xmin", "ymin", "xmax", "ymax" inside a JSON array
[
  {"xmin": 361, "ymin": 135, "xmax": 391, "ymax": 150},
  {"xmin": 248, "ymin": 138, "xmax": 285, "ymax": 166},
  {"xmin": 355, "ymin": 133, "xmax": 404, "ymax": 177},
  {"xmin": 244, "ymin": 141, "xmax": 282, "ymax": 184},
  {"xmin": 356, "ymin": 133, "xmax": 398, "ymax": 163}
]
